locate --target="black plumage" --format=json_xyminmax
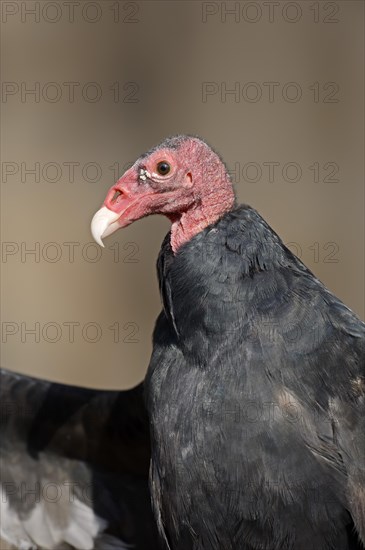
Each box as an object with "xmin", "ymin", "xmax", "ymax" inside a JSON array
[
  {"xmin": 0, "ymin": 368, "xmax": 161, "ymax": 549},
  {"xmin": 146, "ymin": 205, "xmax": 365, "ymax": 550}
]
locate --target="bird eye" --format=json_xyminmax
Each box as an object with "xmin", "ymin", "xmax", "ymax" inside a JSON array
[{"xmin": 156, "ymin": 161, "xmax": 171, "ymax": 176}]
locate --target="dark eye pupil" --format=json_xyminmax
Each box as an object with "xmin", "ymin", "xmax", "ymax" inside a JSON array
[{"xmin": 157, "ymin": 161, "xmax": 170, "ymax": 175}]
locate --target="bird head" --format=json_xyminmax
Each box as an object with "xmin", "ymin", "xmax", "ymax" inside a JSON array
[{"xmin": 91, "ymin": 135, "xmax": 235, "ymax": 252}]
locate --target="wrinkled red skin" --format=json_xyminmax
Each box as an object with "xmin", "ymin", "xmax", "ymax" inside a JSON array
[{"xmin": 101, "ymin": 139, "xmax": 236, "ymax": 253}]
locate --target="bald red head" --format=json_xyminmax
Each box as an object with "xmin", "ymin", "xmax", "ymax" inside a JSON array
[{"xmin": 91, "ymin": 135, "xmax": 236, "ymax": 253}]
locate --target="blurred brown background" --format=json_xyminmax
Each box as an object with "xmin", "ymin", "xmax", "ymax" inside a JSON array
[{"xmin": 1, "ymin": 0, "xmax": 364, "ymax": 390}]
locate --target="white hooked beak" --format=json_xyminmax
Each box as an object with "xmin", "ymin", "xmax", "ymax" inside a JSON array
[{"xmin": 91, "ymin": 206, "xmax": 121, "ymax": 247}]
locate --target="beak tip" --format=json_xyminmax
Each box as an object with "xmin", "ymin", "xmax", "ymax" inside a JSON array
[
  {"xmin": 91, "ymin": 205, "xmax": 120, "ymax": 247},
  {"xmin": 90, "ymin": 224, "xmax": 104, "ymax": 247}
]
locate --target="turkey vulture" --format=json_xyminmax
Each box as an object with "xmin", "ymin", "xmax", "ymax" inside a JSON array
[
  {"xmin": 0, "ymin": 368, "xmax": 161, "ymax": 549},
  {"xmin": 92, "ymin": 135, "xmax": 365, "ymax": 550}
]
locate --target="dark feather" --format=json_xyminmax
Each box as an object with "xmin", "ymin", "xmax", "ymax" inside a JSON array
[
  {"xmin": 0, "ymin": 368, "xmax": 161, "ymax": 550},
  {"xmin": 146, "ymin": 205, "xmax": 365, "ymax": 550}
]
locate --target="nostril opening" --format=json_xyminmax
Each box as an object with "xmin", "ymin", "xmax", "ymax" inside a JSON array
[{"xmin": 111, "ymin": 189, "xmax": 122, "ymax": 203}]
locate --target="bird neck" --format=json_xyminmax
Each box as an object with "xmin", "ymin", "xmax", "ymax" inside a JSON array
[{"xmin": 169, "ymin": 188, "xmax": 236, "ymax": 253}]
